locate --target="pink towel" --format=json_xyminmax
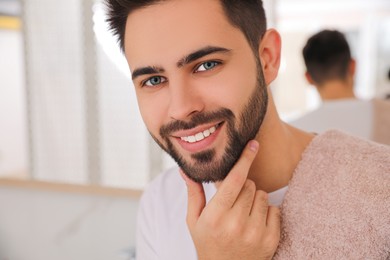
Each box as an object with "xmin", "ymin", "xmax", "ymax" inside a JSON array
[
  {"xmin": 372, "ymin": 98, "xmax": 390, "ymax": 145},
  {"xmin": 274, "ymin": 130, "xmax": 390, "ymax": 259}
]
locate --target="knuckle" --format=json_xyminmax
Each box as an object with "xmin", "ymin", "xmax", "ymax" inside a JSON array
[
  {"xmin": 244, "ymin": 179, "xmax": 256, "ymax": 192},
  {"xmin": 255, "ymin": 191, "xmax": 269, "ymax": 211},
  {"xmin": 242, "ymin": 180, "xmax": 256, "ymax": 198},
  {"xmin": 216, "ymin": 189, "xmax": 235, "ymax": 208},
  {"xmin": 201, "ymin": 212, "xmax": 220, "ymax": 230},
  {"xmin": 256, "ymin": 190, "xmax": 268, "ymax": 201},
  {"xmin": 226, "ymin": 220, "xmax": 245, "ymax": 236},
  {"xmin": 229, "ymin": 171, "xmax": 244, "ymax": 186},
  {"xmin": 200, "ymin": 218, "xmax": 234, "ymax": 243},
  {"xmin": 238, "ymin": 180, "xmax": 256, "ymax": 209},
  {"xmin": 200, "ymin": 212, "xmax": 223, "ymax": 232}
]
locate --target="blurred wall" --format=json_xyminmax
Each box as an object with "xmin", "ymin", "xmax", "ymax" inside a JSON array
[
  {"xmin": 0, "ymin": 28, "xmax": 28, "ymax": 177},
  {"xmin": 0, "ymin": 182, "xmax": 139, "ymax": 260}
]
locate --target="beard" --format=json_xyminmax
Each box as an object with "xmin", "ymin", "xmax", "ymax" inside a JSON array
[{"xmin": 150, "ymin": 63, "xmax": 268, "ymax": 183}]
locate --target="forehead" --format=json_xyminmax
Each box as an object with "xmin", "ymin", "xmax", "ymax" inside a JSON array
[{"xmin": 124, "ymin": 0, "xmax": 247, "ymax": 68}]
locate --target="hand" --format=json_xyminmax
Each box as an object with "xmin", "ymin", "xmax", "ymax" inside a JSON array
[{"xmin": 180, "ymin": 140, "xmax": 280, "ymax": 260}]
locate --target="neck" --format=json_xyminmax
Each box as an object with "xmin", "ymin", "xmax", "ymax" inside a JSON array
[
  {"xmin": 318, "ymin": 79, "xmax": 355, "ymax": 101},
  {"xmin": 247, "ymin": 91, "xmax": 314, "ymax": 192}
]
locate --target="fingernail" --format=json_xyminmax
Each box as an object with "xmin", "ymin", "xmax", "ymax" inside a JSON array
[{"xmin": 249, "ymin": 140, "xmax": 259, "ymax": 152}]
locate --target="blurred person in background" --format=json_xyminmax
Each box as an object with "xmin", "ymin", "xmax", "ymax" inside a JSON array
[{"xmin": 291, "ymin": 29, "xmax": 390, "ymax": 145}]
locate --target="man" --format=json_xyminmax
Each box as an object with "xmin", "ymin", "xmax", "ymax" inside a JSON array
[
  {"xmin": 105, "ymin": 1, "xmax": 390, "ymax": 259},
  {"xmin": 291, "ymin": 29, "xmax": 390, "ymax": 145}
]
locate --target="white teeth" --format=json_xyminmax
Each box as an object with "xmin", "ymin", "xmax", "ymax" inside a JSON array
[
  {"xmin": 188, "ymin": 136, "xmax": 196, "ymax": 143},
  {"xmin": 195, "ymin": 132, "xmax": 204, "ymax": 141},
  {"xmin": 180, "ymin": 124, "xmax": 219, "ymax": 143}
]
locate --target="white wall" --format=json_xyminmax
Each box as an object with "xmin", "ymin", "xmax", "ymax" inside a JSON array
[
  {"xmin": 0, "ymin": 29, "xmax": 28, "ymax": 177},
  {"xmin": 23, "ymin": 0, "xmax": 88, "ymax": 183},
  {"xmin": 0, "ymin": 184, "xmax": 139, "ymax": 260}
]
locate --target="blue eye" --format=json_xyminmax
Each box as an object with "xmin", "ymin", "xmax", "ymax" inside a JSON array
[
  {"xmin": 144, "ymin": 76, "xmax": 166, "ymax": 87},
  {"xmin": 196, "ymin": 61, "xmax": 220, "ymax": 72}
]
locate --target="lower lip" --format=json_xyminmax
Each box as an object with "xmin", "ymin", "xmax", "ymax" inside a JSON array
[{"xmin": 175, "ymin": 123, "xmax": 224, "ymax": 153}]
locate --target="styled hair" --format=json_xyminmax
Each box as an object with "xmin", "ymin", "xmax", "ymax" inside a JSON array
[
  {"xmin": 303, "ymin": 29, "xmax": 352, "ymax": 85},
  {"xmin": 105, "ymin": 0, "xmax": 267, "ymax": 54}
]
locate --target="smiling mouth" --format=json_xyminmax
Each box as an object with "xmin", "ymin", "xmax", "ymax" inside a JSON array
[{"xmin": 180, "ymin": 123, "xmax": 222, "ymax": 143}]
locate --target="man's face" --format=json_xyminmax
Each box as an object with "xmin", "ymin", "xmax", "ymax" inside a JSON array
[{"xmin": 124, "ymin": 0, "xmax": 268, "ymax": 183}]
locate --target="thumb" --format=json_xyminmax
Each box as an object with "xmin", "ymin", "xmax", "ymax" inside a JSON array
[{"xmin": 180, "ymin": 169, "xmax": 206, "ymax": 229}]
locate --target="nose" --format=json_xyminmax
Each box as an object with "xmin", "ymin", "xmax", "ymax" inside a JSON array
[{"xmin": 168, "ymin": 79, "xmax": 205, "ymax": 121}]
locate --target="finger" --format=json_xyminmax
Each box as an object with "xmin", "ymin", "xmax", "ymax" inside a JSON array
[
  {"xmin": 249, "ymin": 190, "xmax": 269, "ymax": 227},
  {"xmin": 231, "ymin": 179, "xmax": 256, "ymax": 217},
  {"xmin": 264, "ymin": 206, "xmax": 281, "ymax": 249},
  {"xmin": 180, "ymin": 169, "xmax": 206, "ymax": 229},
  {"xmin": 210, "ymin": 140, "xmax": 259, "ymax": 212},
  {"xmin": 266, "ymin": 206, "xmax": 281, "ymax": 235}
]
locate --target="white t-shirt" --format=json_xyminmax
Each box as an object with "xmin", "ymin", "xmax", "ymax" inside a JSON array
[
  {"xmin": 135, "ymin": 167, "xmax": 287, "ymax": 260},
  {"xmin": 290, "ymin": 99, "xmax": 372, "ymax": 139}
]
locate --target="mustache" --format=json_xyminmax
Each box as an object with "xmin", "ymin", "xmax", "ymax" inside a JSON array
[{"xmin": 160, "ymin": 108, "xmax": 235, "ymax": 137}]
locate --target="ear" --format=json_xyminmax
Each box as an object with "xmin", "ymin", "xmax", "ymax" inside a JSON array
[
  {"xmin": 258, "ymin": 29, "xmax": 281, "ymax": 86},
  {"xmin": 305, "ymin": 71, "xmax": 315, "ymax": 85},
  {"xmin": 348, "ymin": 58, "xmax": 356, "ymax": 77}
]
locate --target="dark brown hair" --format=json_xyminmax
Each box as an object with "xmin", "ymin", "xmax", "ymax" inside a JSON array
[
  {"xmin": 303, "ymin": 29, "xmax": 352, "ymax": 85},
  {"xmin": 105, "ymin": 0, "xmax": 267, "ymax": 54}
]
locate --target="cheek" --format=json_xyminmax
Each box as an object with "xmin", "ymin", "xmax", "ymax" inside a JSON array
[
  {"xmin": 137, "ymin": 94, "xmax": 167, "ymax": 137},
  {"xmin": 205, "ymin": 68, "xmax": 257, "ymax": 111}
]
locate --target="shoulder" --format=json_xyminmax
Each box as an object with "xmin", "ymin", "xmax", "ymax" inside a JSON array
[
  {"xmin": 289, "ymin": 100, "xmax": 373, "ymax": 137},
  {"xmin": 291, "ymin": 129, "xmax": 390, "ymax": 197},
  {"xmin": 301, "ymin": 129, "xmax": 390, "ymax": 166},
  {"xmin": 277, "ymin": 130, "xmax": 390, "ymax": 258}
]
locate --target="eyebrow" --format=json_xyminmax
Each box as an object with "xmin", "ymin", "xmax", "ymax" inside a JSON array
[
  {"xmin": 177, "ymin": 46, "xmax": 231, "ymax": 68},
  {"xmin": 131, "ymin": 46, "xmax": 231, "ymax": 80},
  {"xmin": 132, "ymin": 66, "xmax": 165, "ymax": 80}
]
